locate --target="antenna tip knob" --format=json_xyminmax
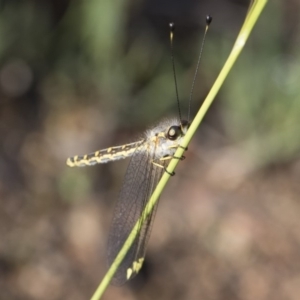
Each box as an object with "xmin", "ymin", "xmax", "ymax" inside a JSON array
[
  {"xmin": 206, "ymin": 15, "xmax": 212, "ymax": 25},
  {"xmin": 169, "ymin": 22, "xmax": 175, "ymax": 32}
]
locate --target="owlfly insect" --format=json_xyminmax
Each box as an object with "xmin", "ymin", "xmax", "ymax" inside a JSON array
[{"xmin": 66, "ymin": 16, "xmax": 212, "ymax": 285}]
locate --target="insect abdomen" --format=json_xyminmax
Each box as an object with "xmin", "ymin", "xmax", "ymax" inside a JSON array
[{"xmin": 66, "ymin": 141, "xmax": 145, "ymax": 167}]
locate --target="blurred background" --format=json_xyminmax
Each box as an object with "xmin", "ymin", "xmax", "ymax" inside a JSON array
[{"xmin": 1, "ymin": 0, "xmax": 300, "ymax": 299}]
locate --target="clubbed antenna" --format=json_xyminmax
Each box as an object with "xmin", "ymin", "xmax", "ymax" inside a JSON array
[
  {"xmin": 169, "ymin": 22, "xmax": 182, "ymax": 125},
  {"xmin": 188, "ymin": 15, "xmax": 212, "ymax": 122}
]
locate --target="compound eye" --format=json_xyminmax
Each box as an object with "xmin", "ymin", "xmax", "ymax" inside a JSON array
[{"xmin": 167, "ymin": 125, "xmax": 181, "ymax": 140}]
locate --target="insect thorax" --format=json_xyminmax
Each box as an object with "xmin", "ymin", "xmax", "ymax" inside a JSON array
[{"xmin": 145, "ymin": 119, "xmax": 186, "ymax": 159}]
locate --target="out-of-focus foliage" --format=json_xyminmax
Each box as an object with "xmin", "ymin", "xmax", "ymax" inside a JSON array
[
  {"xmin": 1, "ymin": 0, "xmax": 300, "ymax": 299},
  {"xmin": 223, "ymin": 0, "xmax": 300, "ymax": 167}
]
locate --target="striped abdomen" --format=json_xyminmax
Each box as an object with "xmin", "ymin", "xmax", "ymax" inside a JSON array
[{"xmin": 66, "ymin": 140, "xmax": 145, "ymax": 167}]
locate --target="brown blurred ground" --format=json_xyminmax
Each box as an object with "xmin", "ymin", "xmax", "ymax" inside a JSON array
[{"xmin": 1, "ymin": 0, "xmax": 300, "ymax": 299}]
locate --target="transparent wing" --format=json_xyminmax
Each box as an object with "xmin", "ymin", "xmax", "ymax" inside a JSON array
[{"xmin": 107, "ymin": 142, "xmax": 167, "ymax": 285}]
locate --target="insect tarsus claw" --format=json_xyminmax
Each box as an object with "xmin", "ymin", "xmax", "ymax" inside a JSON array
[{"xmin": 164, "ymin": 168, "xmax": 175, "ymax": 176}]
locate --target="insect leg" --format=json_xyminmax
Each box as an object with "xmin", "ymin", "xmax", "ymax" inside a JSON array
[{"xmin": 152, "ymin": 159, "xmax": 175, "ymax": 176}]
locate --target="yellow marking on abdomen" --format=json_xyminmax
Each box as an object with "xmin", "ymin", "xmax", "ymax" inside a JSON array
[{"xmin": 66, "ymin": 140, "xmax": 145, "ymax": 167}]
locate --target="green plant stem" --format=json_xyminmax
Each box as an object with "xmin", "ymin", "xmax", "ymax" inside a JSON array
[{"xmin": 90, "ymin": 1, "xmax": 268, "ymax": 299}]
